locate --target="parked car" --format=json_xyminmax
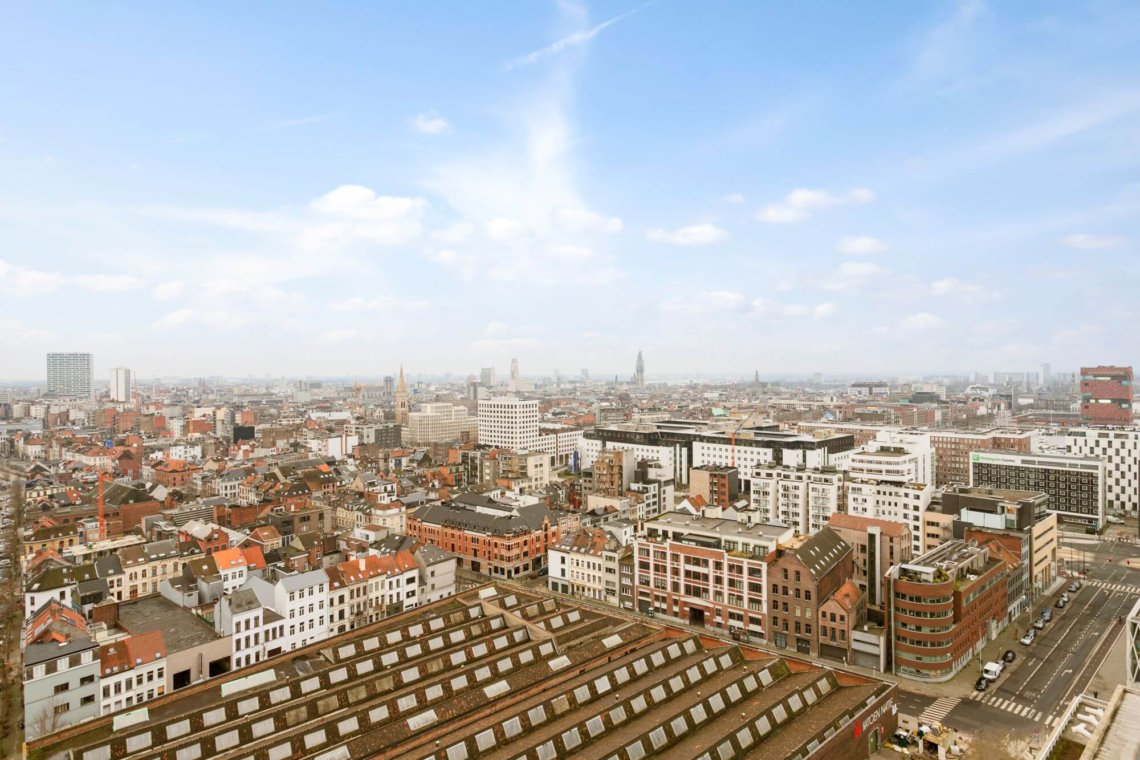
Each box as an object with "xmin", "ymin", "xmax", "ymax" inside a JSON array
[
  {"xmin": 1107, "ymin": 516, "xmax": 1125, "ymax": 525},
  {"xmin": 1033, "ymin": 618, "xmax": 1045, "ymax": 630},
  {"xmin": 1041, "ymin": 609, "xmax": 1053, "ymax": 622},
  {"xmin": 975, "ymin": 677, "xmax": 990, "ymax": 692},
  {"xmin": 1068, "ymin": 582, "xmax": 1080, "ymax": 593},
  {"xmin": 1002, "ymin": 650, "xmax": 1017, "ymax": 663},
  {"xmin": 1020, "ymin": 631, "xmax": 1036, "ymax": 645},
  {"xmin": 1055, "ymin": 598, "xmax": 1067, "ymax": 609},
  {"xmin": 982, "ymin": 661, "xmax": 1005, "ymax": 681}
]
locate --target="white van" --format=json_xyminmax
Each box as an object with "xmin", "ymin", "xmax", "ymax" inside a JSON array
[{"xmin": 982, "ymin": 661, "xmax": 1004, "ymax": 681}]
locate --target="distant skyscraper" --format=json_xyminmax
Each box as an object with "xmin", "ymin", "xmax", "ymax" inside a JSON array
[
  {"xmin": 109, "ymin": 367, "xmax": 133, "ymax": 403},
  {"xmin": 382, "ymin": 375, "xmax": 394, "ymax": 396},
  {"xmin": 480, "ymin": 367, "xmax": 496, "ymax": 387},
  {"xmin": 394, "ymin": 366, "xmax": 410, "ymax": 425},
  {"xmin": 1041, "ymin": 363, "xmax": 1052, "ymax": 387},
  {"xmin": 1080, "ymin": 365, "xmax": 1133, "ymax": 425},
  {"xmin": 46, "ymin": 353, "xmax": 93, "ymax": 397},
  {"xmin": 510, "ymin": 358, "xmax": 519, "ymax": 382},
  {"xmin": 634, "ymin": 350, "xmax": 645, "ymax": 387}
]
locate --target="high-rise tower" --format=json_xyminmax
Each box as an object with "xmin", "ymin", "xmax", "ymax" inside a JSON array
[
  {"xmin": 634, "ymin": 350, "xmax": 645, "ymax": 387},
  {"xmin": 46, "ymin": 353, "xmax": 93, "ymax": 398},
  {"xmin": 394, "ymin": 366, "xmax": 410, "ymax": 425}
]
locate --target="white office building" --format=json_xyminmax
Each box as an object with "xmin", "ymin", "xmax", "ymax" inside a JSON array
[
  {"xmin": 478, "ymin": 396, "xmax": 539, "ymax": 451},
  {"xmin": 46, "ymin": 352, "xmax": 93, "ymax": 398},
  {"xmin": 109, "ymin": 367, "xmax": 133, "ymax": 404},
  {"xmin": 406, "ymin": 402, "xmax": 478, "ymax": 444}
]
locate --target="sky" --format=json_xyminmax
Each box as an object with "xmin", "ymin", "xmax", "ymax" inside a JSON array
[{"xmin": 1, "ymin": 0, "xmax": 1138, "ymax": 382}]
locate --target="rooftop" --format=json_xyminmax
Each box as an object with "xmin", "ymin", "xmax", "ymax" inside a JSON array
[
  {"xmin": 116, "ymin": 595, "xmax": 222, "ymax": 653},
  {"xmin": 29, "ymin": 584, "xmax": 897, "ymax": 760}
]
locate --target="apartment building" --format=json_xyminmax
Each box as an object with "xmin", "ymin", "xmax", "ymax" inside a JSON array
[
  {"xmin": 496, "ymin": 449, "xmax": 553, "ymax": 493},
  {"xmin": 751, "ymin": 464, "xmax": 843, "ymax": 535},
  {"xmin": 689, "ymin": 465, "xmax": 740, "ymax": 507},
  {"xmin": 633, "ymin": 512, "xmax": 794, "ymax": 639},
  {"xmin": 970, "ymin": 450, "xmax": 1107, "ymax": 530},
  {"xmin": 46, "ymin": 352, "xmax": 94, "ymax": 398},
  {"xmin": 243, "ymin": 569, "xmax": 329, "ymax": 653},
  {"xmin": 119, "ymin": 539, "xmax": 202, "ymax": 601},
  {"xmin": 827, "ymin": 512, "xmax": 912, "ymax": 611},
  {"xmin": 845, "ymin": 446, "xmax": 932, "ymax": 555},
  {"xmin": 98, "ymin": 631, "xmax": 167, "ymax": 716},
  {"xmin": 590, "ymin": 448, "xmax": 635, "ymax": 496},
  {"xmin": 887, "ymin": 540, "xmax": 1009, "ymax": 682},
  {"xmin": 765, "ymin": 528, "xmax": 854, "ymax": 657},
  {"xmin": 547, "ymin": 528, "xmax": 622, "ymax": 604}
]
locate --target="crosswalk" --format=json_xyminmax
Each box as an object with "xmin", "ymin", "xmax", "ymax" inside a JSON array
[
  {"xmin": 967, "ymin": 691, "xmax": 1043, "ymax": 721},
  {"xmin": 1084, "ymin": 579, "xmax": 1140, "ymax": 595},
  {"xmin": 917, "ymin": 696, "xmax": 959, "ymax": 725}
]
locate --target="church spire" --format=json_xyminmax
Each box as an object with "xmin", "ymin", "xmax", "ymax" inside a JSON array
[{"xmin": 394, "ymin": 365, "xmax": 409, "ymax": 425}]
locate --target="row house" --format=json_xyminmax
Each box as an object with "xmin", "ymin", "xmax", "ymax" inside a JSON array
[
  {"xmin": 214, "ymin": 587, "xmax": 287, "ymax": 670},
  {"xmin": 119, "ymin": 539, "xmax": 203, "ymax": 601},
  {"xmin": 98, "ymin": 630, "xmax": 167, "ymax": 716},
  {"xmin": 764, "ymin": 527, "xmax": 854, "ymax": 657},
  {"xmin": 547, "ymin": 528, "xmax": 622, "ymax": 604},
  {"xmin": 244, "ymin": 569, "xmax": 330, "ymax": 653}
]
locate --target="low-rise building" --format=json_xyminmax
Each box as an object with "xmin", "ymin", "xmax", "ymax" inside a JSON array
[
  {"xmin": 765, "ymin": 528, "xmax": 854, "ymax": 657},
  {"xmin": 98, "ymin": 630, "xmax": 167, "ymax": 715},
  {"xmin": 547, "ymin": 528, "xmax": 622, "ymax": 604}
]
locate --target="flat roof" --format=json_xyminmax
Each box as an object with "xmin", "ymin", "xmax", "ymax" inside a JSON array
[{"xmin": 116, "ymin": 595, "xmax": 221, "ymax": 653}]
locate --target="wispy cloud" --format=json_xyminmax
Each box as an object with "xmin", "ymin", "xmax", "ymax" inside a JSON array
[
  {"xmin": 759, "ymin": 188, "xmax": 875, "ymax": 224},
  {"xmin": 838, "ymin": 235, "xmax": 888, "ymax": 255},
  {"xmin": 646, "ymin": 224, "xmax": 729, "ymax": 246},
  {"xmin": 410, "ymin": 112, "xmax": 451, "ymax": 135},
  {"xmin": 507, "ymin": 1, "xmax": 654, "ymax": 69},
  {"xmin": 74, "ymin": 274, "xmax": 144, "ymax": 292}
]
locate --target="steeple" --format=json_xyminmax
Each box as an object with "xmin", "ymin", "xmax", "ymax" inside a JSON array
[
  {"xmin": 634, "ymin": 350, "xmax": 645, "ymax": 387},
  {"xmin": 394, "ymin": 365, "xmax": 409, "ymax": 425}
]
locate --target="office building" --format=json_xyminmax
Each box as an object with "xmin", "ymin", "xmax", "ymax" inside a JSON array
[
  {"xmin": 969, "ymin": 450, "xmax": 1106, "ymax": 530},
  {"xmin": 887, "ymin": 540, "xmax": 1010, "ymax": 682},
  {"xmin": 827, "ymin": 512, "xmax": 912, "ymax": 611},
  {"xmin": 634, "ymin": 512, "xmax": 794, "ymax": 637},
  {"xmin": 689, "ymin": 465, "xmax": 740, "ymax": 507},
  {"xmin": 46, "ymin": 352, "xmax": 93, "ymax": 398},
  {"xmin": 1080, "ymin": 365, "xmax": 1133, "ymax": 425},
  {"xmin": 765, "ymin": 528, "xmax": 854, "ymax": 657},
  {"xmin": 405, "ymin": 402, "xmax": 477, "ymax": 444},
  {"xmin": 1063, "ymin": 426, "xmax": 1140, "ymax": 516},
  {"xmin": 479, "ymin": 366, "xmax": 496, "ymax": 388},
  {"xmin": 109, "ymin": 367, "xmax": 133, "ymax": 403},
  {"xmin": 478, "ymin": 396, "xmax": 539, "ymax": 451}
]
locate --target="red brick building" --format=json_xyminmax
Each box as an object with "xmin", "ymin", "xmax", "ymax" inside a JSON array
[
  {"xmin": 766, "ymin": 528, "xmax": 854, "ymax": 657},
  {"xmin": 887, "ymin": 540, "xmax": 1009, "ymax": 682},
  {"xmin": 1080, "ymin": 365, "xmax": 1133, "ymax": 425},
  {"xmin": 407, "ymin": 495, "xmax": 566, "ymax": 578}
]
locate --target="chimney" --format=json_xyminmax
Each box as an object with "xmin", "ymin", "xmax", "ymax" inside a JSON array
[{"xmin": 358, "ymin": 557, "xmax": 365, "ymax": 571}]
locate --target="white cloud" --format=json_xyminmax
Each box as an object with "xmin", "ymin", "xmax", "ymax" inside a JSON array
[
  {"xmin": 506, "ymin": 2, "xmax": 651, "ymax": 69},
  {"xmin": 1059, "ymin": 233, "xmax": 1128, "ymax": 250},
  {"xmin": 152, "ymin": 280, "xmax": 185, "ymax": 301},
  {"xmin": 410, "ymin": 112, "xmax": 451, "ymax": 135},
  {"xmin": 74, "ymin": 274, "xmax": 144, "ymax": 292},
  {"xmin": 310, "ymin": 185, "xmax": 425, "ymax": 221},
  {"xmin": 759, "ymin": 187, "xmax": 876, "ymax": 224},
  {"xmin": 553, "ymin": 205, "xmax": 622, "ymax": 233},
  {"xmin": 901, "ymin": 312, "xmax": 947, "ymax": 331},
  {"xmin": 152, "ymin": 308, "xmax": 237, "ymax": 331},
  {"xmin": 0, "ymin": 262, "xmax": 64, "ymax": 295},
  {"xmin": 722, "ymin": 193, "xmax": 745, "ymax": 204},
  {"xmin": 646, "ymin": 224, "xmax": 729, "ymax": 246},
  {"xmin": 661, "ymin": 290, "xmax": 746, "ymax": 314},
  {"xmin": 320, "ymin": 328, "xmax": 364, "ymax": 342},
  {"xmin": 548, "ymin": 245, "xmax": 595, "ymax": 259},
  {"xmin": 270, "ymin": 113, "xmax": 336, "ymax": 130},
  {"xmin": 821, "ymin": 261, "xmax": 889, "ymax": 291},
  {"xmin": 930, "ymin": 277, "xmax": 998, "ymax": 302},
  {"xmin": 752, "ymin": 298, "xmax": 837, "ymax": 319},
  {"xmin": 838, "ymin": 235, "xmax": 888, "ymax": 255},
  {"xmin": 330, "ymin": 295, "xmax": 427, "ymax": 312},
  {"xmin": 485, "ymin": 216, "xmax": 528, "ymax": 241}
]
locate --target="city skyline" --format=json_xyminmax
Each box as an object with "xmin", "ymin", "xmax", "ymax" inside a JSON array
[{"xmin": 2, "ymin": 1, "xmax": 1138, "ymax": 377}]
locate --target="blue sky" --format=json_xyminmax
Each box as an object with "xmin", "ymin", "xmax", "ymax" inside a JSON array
[{"xmin": 1, "ymin": 0, "xmax": 1138, "ymax": 381}]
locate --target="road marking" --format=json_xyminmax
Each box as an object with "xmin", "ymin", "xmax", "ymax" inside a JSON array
[{"xmin": 917, "ymin": 697, "xmax": 959, "ymax": 725}]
